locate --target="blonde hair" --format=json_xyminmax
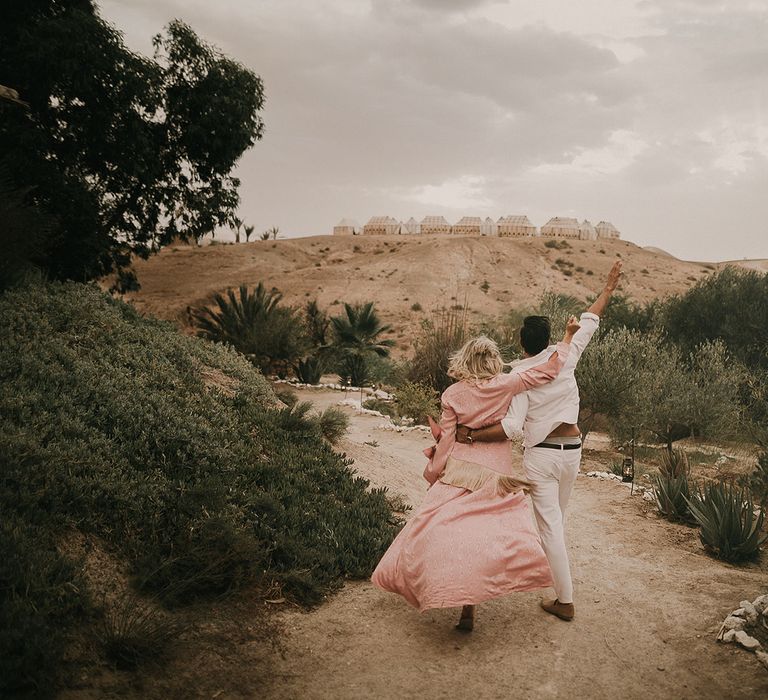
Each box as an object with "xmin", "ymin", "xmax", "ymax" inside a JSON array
[{"xmin": 447, "ymin": 335, "xmax": 504, "ymax": 384}]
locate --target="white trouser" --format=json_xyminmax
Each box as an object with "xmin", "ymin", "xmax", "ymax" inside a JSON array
[{"xmin": 524, "ymin": 445, "xmax": 582, "ymax": 604}]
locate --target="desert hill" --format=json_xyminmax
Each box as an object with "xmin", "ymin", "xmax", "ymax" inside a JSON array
[{"xmin": 127, "ymin": 235, "xmax": 740, "ymax": 352}]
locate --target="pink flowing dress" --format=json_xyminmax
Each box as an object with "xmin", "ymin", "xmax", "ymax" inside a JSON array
[{"xmin": 372, "ymin": 342, "xmax": 571, "ymax": 612}]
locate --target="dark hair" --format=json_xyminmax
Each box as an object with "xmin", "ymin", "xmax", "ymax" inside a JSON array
[{"xmin": 520, "ymin": 316, "xmax": 551, "ymax": 355}]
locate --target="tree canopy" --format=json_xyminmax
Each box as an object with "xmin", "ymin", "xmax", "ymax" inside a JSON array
[{"xmin": 0, "ymin": 1, "xmax": 264, "ymax": 289}]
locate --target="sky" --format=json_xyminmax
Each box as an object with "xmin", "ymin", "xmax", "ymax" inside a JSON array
[{"xmin": 99, "ymin": 0, "xmax": 768, "ymax": 262}]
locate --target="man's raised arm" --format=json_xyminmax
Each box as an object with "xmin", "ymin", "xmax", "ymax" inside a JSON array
[{"xmin": 587, "ymin": 260, "xmax": 623, "ymax": 318}]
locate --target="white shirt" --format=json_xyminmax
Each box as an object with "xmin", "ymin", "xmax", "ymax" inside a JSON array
[{"xmin": 501, "ymin": 312, "xmax": 600, "ymax": 448}]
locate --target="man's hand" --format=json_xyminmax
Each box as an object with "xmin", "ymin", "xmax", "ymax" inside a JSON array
[
  {"xmin": 587, "ymin": 260, "xmax": 624, "ymax": 317},
  {"xmin": 604, "ymin": 260, "xmax": 623, "ymax": 293},
  {"xmin": 456, "ymin": 424, "xmax": 472, "ymax": 444},
  {"xmin": 563, "ymin": 315, "xmax": 581, "ymax": 343}
]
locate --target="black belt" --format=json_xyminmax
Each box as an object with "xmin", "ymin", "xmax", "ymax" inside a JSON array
[{"xmin": 534, "ymin": 442, "xmax": 582, "ymax": 450}]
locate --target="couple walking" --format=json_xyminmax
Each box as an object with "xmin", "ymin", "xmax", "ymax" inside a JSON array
[{"xmin": 372, "ymin": 261, "xmax": 623, "ymax": 630}]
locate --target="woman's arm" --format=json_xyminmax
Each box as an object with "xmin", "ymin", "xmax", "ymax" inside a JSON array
[{"xmin": 423, "ymin": 398, "xmax": 458, "ymax": 485}]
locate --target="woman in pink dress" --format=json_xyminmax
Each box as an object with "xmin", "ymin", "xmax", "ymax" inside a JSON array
[{"xmin": 372, "ymin": 318, "xmax": 580, "ymax": 630}]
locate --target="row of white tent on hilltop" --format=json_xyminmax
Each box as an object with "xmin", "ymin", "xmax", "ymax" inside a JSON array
[{"xmin": 333, "ymin": 215, "xmax": 620, "ymax": 240}]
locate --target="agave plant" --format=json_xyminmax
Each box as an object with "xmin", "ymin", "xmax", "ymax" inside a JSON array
[
  {"xmin": 685, "ymin": 481, "xmax": 767, "ymax": 562},
  {"xmin": 294, "ymin": 355, "xmax": 323, "ymax": 384},
  {"xmin": 653, "ymin": 470, "xmax": 696, "ymax": 524},
  {"xmin": 660, "ymin": 447, "xmax": 689, "ymax": 478}
]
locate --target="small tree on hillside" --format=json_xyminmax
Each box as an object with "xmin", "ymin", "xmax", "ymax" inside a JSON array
[
  {"xmin": 408, "ymin": 305, "xmax": 468, "ymax": 393},
  {"xmin": 191, "ymin": 283, "xmax": 306, "ymax": 375},
  {"xmin": 231, "ymin": 216, "xmax": 244, "ymax": 243},
  {"xmin": 269, "ymin": 226, "xmax": 280, "ymax": 240},
  {"xmin": 244, "ymin": 224, "xmax": 255, "ymax": 242},
  {"xmin": 578, "ymin": 330, "xmax": 745, "ymax": 453},
  {"xmin": 329, "ymin": 302, "xmax": 394, "ymax": 387}
]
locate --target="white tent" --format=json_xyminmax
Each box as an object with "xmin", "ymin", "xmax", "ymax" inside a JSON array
[
  {"xmin": 540, "ymin": 216, "xmax": 581, "ymax": 238},
  {"xmin": 596, "ymin": 221, "xmax": 621, "ymax": 239},
  {"xmin": 497, "ymin": 215, "xmax": 537, "ymax": 237},
  {"xmin": 400, "ymin": 216, "xmax": 420, "ymax": 235},
  {"xmin": 452, "ymin": 216, "xmax": 482, "ymax": 235},
  {"xmin": 420, "ymin": 215, "xmax": 451, "ymax": 235},
  {"xmin": 363, "ymin": 216, "xmax": 399, "ymax": 235},
  {"xmin": 579, "ymin": 219, "xmax": 597, "ymax": 241},
  {"xmin": 333, "ymin": 218, "xmax": 359, "ymax": 236},
  {"xmin": 481, "ymin": 216, "xmax": 498, "ymax": 236}
]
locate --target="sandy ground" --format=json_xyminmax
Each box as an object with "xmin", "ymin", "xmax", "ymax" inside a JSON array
[
  {"xmin": 64, "ymin": 388, "xmax": 768, "ymax": 699},
  {"xmin": 259, "ymin": 388, "xmax": 768, "ymax": 700}
]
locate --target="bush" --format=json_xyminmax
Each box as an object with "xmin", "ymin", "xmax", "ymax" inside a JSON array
[
  {"xmin": 394, "ymin": 382, "xmax": 440, "ymax": 425},
  {"xmin": 315, "ymin": 407, "xmax": 349, "ymax": 444},
  {"xmin": 99, "ymin": 597, "xmax": 184, "ymax": 670},
  {"xmin": 410, "ymin": 302, "xmax": 422, "ymax": 312},
  {"xmin": 660, "ymin": 448, "xmax": 689, "ymax": 478},
  {"xmin": 294, "ymin": 355, "xmax": 323, "ymax": 384},
  {"xmin": 192, "ymin": 283, "xmax": 307, "ymax": 376},
  {"xmin": 741, "ymin": 452, "xmax": 768, "ymax": 509},
  {"xmin": 0, "ymin": 282, "xmax": 402, "ymax": 693},
  {"xmin": 653, "ymin": 471, "xmax": 696, "ymax": 524},
  {"xmin": 408, "ymin": 305, "xmax": 468, "ymax": 393},
  {"xmin": 685, "ymin": 482, "xmax": 767, "ymax": 562},
  {"xmin": 362, "ymin": 398, "xmax": 399, "ymax": 419}
]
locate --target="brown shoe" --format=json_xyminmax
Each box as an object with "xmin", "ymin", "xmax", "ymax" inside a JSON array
[
  {"xmin": 455, "ymin": 605, "xmax": 475, "ymax": 632},
  {"xmin": 541, "ymin": 599, "xmax": 574, "ymax": 621}
]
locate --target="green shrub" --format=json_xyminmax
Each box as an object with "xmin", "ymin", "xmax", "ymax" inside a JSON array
[
  {"xmin": 408, "ymin": 305, "xmax": 468, "ymax": 392},
  {"xmin": 660, "ymin": 448, "xmax": 689, "ymax": 478},
  {"xmin": 294, "ymin": 355, "xmax": 323, "ymax": 384},
  {"xmin": 685, "ymin": 482, "xmax": 767, "ymax": 562},
  {"xmin": 0, "ymin": 282, "xmax": 402, "ymax": 693},
  {"xmin": 394, "ymin": 381, "xmax": 440, "ymax": 425},
  {"xmin": 274, "ymin": 386, "xmax": 298, "ymax": 407},
  {"xmin": 653, "ymin": 471, "xmax": 696, "ymax": 524},
  {"xmin": 362, "ymin": 398, "xmax": 398, "ymax": 419},
  {"xmin": 410, "ymin": 302, "xmax": 423, "ymax": 312},
  {"xmin": 99, "ymin": 597, "xmax": 184, "ymax": 670},
  {"xmin": 741, "ymin": 452, "xmax": 768, "ymax": 508},
  {"xmin": 191, "ymin": 283, "xmax": 307, "ymax": 375},
  {"xmin": 315, "ymin": 407, "xmax": 349, "ymax": 444}
]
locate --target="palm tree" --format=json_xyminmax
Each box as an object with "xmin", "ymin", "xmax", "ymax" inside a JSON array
[
  {"xmin": 231, "ymin": 216, "xmax": 244, "ymax": 243},
  {"xmin": 260, "ymin": 230, "xmax": 271, "ymax": 241},
  {"xmin": 269, "ymin": 226, "xmax": 280, "ymax": 240},
  {"xmin": 191, "ymin": 283, "xmax": 282, "ymax": 350},
  {"xmin": 330, "ymin": 302, "xmax": 395, "ymax": 357},
  {"xmin": 328, "ymin": 302, "xmax": 395, "ymax": 387},
  {"xmin": 244, "ymin": 224, "xmax": 255, "ymax": 242}
]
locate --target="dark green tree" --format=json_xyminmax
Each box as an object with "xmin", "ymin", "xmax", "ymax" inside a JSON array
[
  {"xmin": 191, "ymin": 283, "xmax": 306, "ymax": 375},
  {"xmin": 662, "ymin": 267, "xmax": 768, "ymax": 370},
  {"xmin": 329, "ymin": 302, "xmax": 395, "ymax": 387},
  {"xmin": 0, "ymin": 1, "xmax": 264, "ymax": 289}
]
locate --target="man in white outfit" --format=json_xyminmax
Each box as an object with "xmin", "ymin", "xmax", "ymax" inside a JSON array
[{"xmin": 456, "ymin": 261, "xmax": 623, "ymax": 621}]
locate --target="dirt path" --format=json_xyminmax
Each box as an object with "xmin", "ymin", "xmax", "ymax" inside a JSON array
[{"xmin": 262, "ymin": 388, "xmax": 768, "ymax": 700}]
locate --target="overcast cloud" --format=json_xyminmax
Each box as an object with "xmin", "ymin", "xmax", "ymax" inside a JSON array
[{"xmin": 99, "ymin": 0, "xmax": 768, "ymax": 261}]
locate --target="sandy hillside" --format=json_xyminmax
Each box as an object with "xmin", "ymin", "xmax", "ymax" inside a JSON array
[
  {"xmin": 125, "ymin": 236, "xmax": 756, "ymax": 354},
  {"xmin": 69, "ymin": 387, "xmax": 768, "ymax": 700}
]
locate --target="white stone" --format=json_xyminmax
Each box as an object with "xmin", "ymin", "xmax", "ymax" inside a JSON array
[
  {"xmin": 734, "ymin": 630, "xmax": 762, "ymax": 652},
  {"xmin": 741, "ymin": 601, "xmax": 759, "ymax": 625},
  {"xmin": 720, "ymin": 629, "xmax": 737, "ymax": 643},
  {"xmin": 721, "ymin": 616, "xmax": 746, "ymax": 632},
  {"xmin": 643, "ymin": 491, "xmax": 656, "ymax": 502},
  {"xmin": 753, "ymin": 595, "xmax": 768, "ymax": 615},
  {"xmin": 732, "ymin": 608, "xmax": 746, "ymax": 618}
]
